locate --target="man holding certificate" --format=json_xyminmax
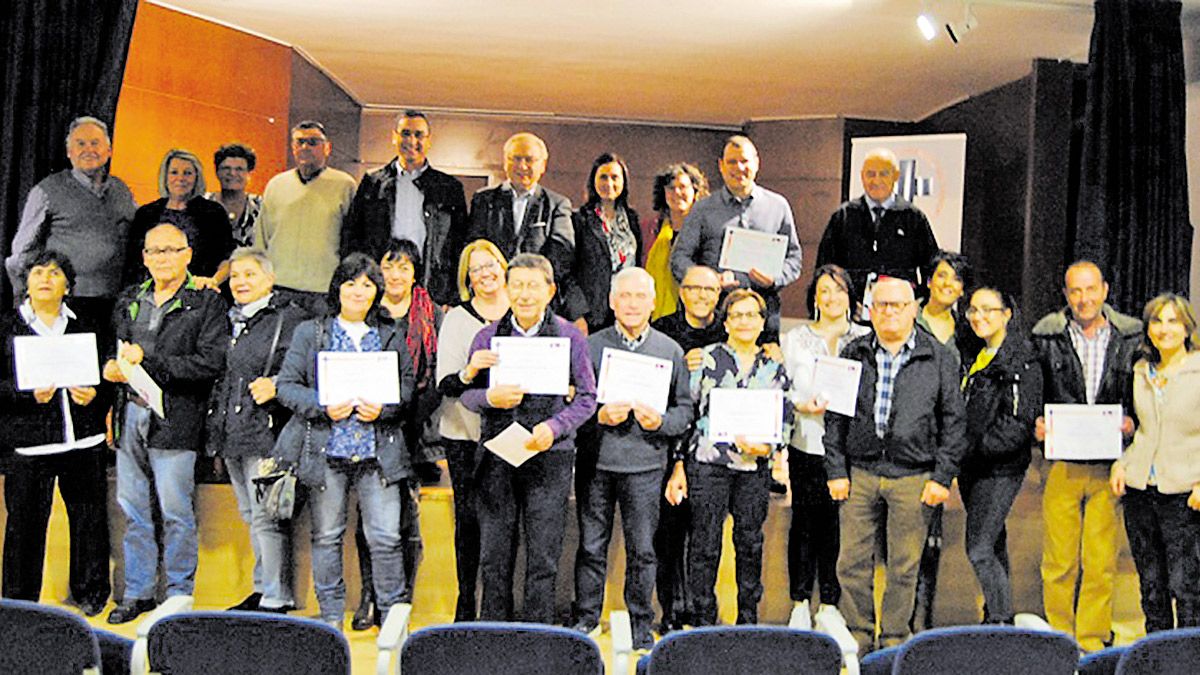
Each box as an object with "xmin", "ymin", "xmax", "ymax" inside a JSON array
[
  {"xmin": 571, "ymin": 267, "xmax": 692, "ymax": 650},
  {"xmin": 823, "ymin": 276, "xmax": 966, "ymax": 654},
  {"xmin": 461, "ymin": 253, "xmax": 597, "ymax": 624},
  {"xmin": 1030, "ymin": 261, "xmax": 1140, "ymax": 652}
]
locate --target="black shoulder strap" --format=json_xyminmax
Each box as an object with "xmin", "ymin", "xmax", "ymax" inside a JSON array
[{"xmin": 262, "ymin": 312, "xmax": 285, "ymax": 378}]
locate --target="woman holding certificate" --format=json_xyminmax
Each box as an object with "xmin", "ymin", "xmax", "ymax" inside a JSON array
[
  {"xmin": 667, "ymin": 288, "xmax": 792, "ymax": 625},
  {"xmin": 1110, "ymin": 293, "xmax": 1200, "ymax": 632},
  {"xmin": 272, "ymin": 252, "xmax": 415, "ymax": 629},
  {"xmin": 0, "ymin": 250, "xmax": 111, "ymax": 615}
]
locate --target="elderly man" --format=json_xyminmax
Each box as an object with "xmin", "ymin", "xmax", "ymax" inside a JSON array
[
  {"xmin": 824, "ymin": 276, "xmax": 966, "ymax": 653},
  {"xmin": 6, "ymin": 116, "xmax": 136, "ymax": 322},
  {"xmin": 1031, "ymin": 261, "xmax": 1140, "ymax": 652},
  {"xmin": 466, "ymin": 132, "xmax": 574, "ymax": 292},
  {"xmin": 341, "ymin": 110, "xmax": 469, "ymax": 306},
  {"xmin": 460, "ymin": 253, "xmax": 596, "ymax": 623},
  {"xmin": 669, "ymin": 135, "xmax": 802, "ymax": 342},
  {"xmin": 254, "ymin": 121, "xmax": 357, "ymax": 316},
  {"xmin": 815, "ymin": 148, "xmax": 939, "ymax": 309},
  {"xmin": 101, "ymin": 223, "xmax": 227, "ymax": 624},
  {"xmin": 571, "ymin": 267, "xmax": 693, "ymax": 650}
]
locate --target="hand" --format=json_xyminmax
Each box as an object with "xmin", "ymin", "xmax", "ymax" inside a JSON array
[
  {"xmin": 33, "ymin": 386, "xmax": 56, "ymax": 404},
  {"xmin": 827, "ymin": 478, "xmax": 850, "ymax": 501},
  {"xmin": 685, "ymin": 348, "xmax": 705, "ymax": 372},
  {"xmin": 325, "ymin": 400, "xmax": 355, "ymax": 422},
  {"xmin": 67, "ymin": 386, "xmax": 97, "ymax": 406},
  {"xmin": 573, "ymin": 317, "xmax": 589, "ymax": 336},
  {"xmin": 762, "ymin": 342, "xmax": 783, "ymax": 363},
  {"xmin": 1121, "ymin": 416, "xmax": 1135, "ymax": 436},
  {"xmin": 103, "ymin": 360, "xmax": 126, "ymax": 383},
  {"xmin": 665, "ymin": 463, "xmax": 688, "ymax": 505},
  {"xmin": 921, "ymin": 480, "xmax": 950, "ymax": 506},
  {"xmin": 119, "ymin": 342, "xmax": 144, "ymax": 365},
  {"xmin": 632, "ymin": 402, "xmax": 663, "ymax": 431},
  {"xmin": 1110, "ymin": 463, "xmax": 1127, "ymax": 497},
  {"xmin": 734, "ymin": 435, "xmax": 771, "ymax": 457},
  {"xmin": 748, "ymin": 268, "xmax": 775, "ymax": 288},
  {"xmin": 248, "ymin": 377, "xmax": 277, "ymax": 405},
  {"xmin": 355, "ymin": 399, "xmax": 382, "ymax": 423},
  {"xmin": 525, "ymin": 422, "xmax": 554, "ymax": 451},
  {"xmin": 192, "ymin": 276, "xmax": 220, "ymax": 291},
  {"xmin": 487, "ymin": 384, "xmax": 526, "ymax": 409},
  {"xmin": 720, "ymin": 270, "xmax": 739, "ymax": 289},
  {"xmin": 1188, "ymin": 485, "xmax": 1200, "ymax": 511},
  {"xmin": 463, "ymin": 349, "xmax": 499, "ymax": 381},
  {"xmin": 795, "ymin": 396, "xmax": 828, "ymax": 415},
  {"xmin": 597, "ymin": 402, "xmax": 632, "ymax": 426},
  {"xmin": 1034, "ymin": 416, "xmax": 1046, "ymax": 442}
]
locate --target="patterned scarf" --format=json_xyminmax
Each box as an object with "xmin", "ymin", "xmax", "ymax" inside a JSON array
[{"xmin": 406, "ymin": 285, "xmax": 439, "ymax": 391}]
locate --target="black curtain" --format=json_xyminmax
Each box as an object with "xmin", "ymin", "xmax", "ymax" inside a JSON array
[
  {"xmin": 0, "ymin": 0, "xmax": 139, "ymax": 301},
  {"xmin": 1071, "ymin": 0, "xmax": 1192, "ymax": 313}
]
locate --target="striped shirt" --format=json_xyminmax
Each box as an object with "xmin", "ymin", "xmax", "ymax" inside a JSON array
[
  {"xmin": 874, "ymin": 331, "xmax": 917, "ymax": 438},
  {"xmin": 1067, "ymin": 320, "xmax": 1112, "ymax": 404}
]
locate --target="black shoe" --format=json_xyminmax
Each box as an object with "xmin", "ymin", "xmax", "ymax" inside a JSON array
[
  {"xmin": 107, "ymin": 598, "xmax": 157, "ymax": 625},
  {"xmin": 79, "ymin": 597, "xmax": 107, "ymax": 617},
  {"xmin": 769, "ymin": 478, "xmax": 788, "ymax": 495},
  {"xmin": 351, "ymin": 601, "xmax": 377, "ymax": 631},
  {"xmin": 257, "ymin": 603, "xmax": 297, "ymax": 615},
  {"xmin": 414, "ymin": 462, "xmax": 442, "ymax": 486},
  {"xmin": 227, "ymin": 592, "xmax": 262, "ymax": 612}
]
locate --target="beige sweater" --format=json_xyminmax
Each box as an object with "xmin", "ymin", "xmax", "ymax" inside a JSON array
[
  {"xmin": 254, "ymin": 168, "xmax": 356, "ymax": 292},
  {"xmin": 1118, "ymin": 352, "xmax": 1200, "ymax": 494}
]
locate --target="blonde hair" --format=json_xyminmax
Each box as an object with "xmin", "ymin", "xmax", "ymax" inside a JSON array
[
  {"xmin": 457, "ymin": 239, "xmax": 509, "ymax": 302},
  {"xmin": 156, "ymin": 148, "xmax": 206, "ymax": 200}
]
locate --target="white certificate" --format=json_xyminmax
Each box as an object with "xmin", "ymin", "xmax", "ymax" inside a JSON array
[
  {"xmin": 489, "ymin": 337, "xmax": 570, "ymax": 395},
  {"xmin": 717, "ymin": 227, "xmax": 789, "ymax": 280},
  {"xmin": 1044, "ymin": 404, "xmax": 1123, "ymax": 461},
  {"xmin": 811, "ymin": 355, "xmax": 863, "ymax": 417},
  {"xmin": 118, "ymin": 359, "xmax": 165, "ymax": 419},
  {"xmin": 707, "ymin": 388, "xmax": 784, "ymax": 444},
  {"xmin": 483, "ymin": 422, "xmax": 540, "ymax": 467},
  {"xmin": 13, "ymin": 333, "xmax": 101, "ymax": 390},
  {"xmin": 596, "ymin": 348, "xmax": 674, "ymax": 413},
  {"xmin": 317, "ymin": 351, "xmax": 402, "ymax": 405}
]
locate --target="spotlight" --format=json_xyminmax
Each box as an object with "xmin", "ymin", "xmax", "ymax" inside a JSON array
[{"xmin": 916, "ymin": 12, "xmax": 938, "ymax": 41}]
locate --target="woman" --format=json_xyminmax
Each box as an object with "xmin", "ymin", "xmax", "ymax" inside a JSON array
[
  {"xmin": 434, "ymin": 239, "xmax": 509, "ymax": 621},
  {"xmin": 562, "ymin": 152, "xmax": 641, "ymax": 334},
  {"xmin": 273, "ymin": 253, "xmax": 415, "ymax": 629},
  {"xmin": 666, "ymin": 289, "xmax": 792, "ymax": 625},
  {"xmin": 960, "ymin": 285, "xmax": 1041, "ymax": 624},
  {"xmin": 1111, "ymin": 293, "xmax": 1200, "ymax": 632},
  {"xmin": 644, "ymin": 163, "xmax": 709, "ymax": 321},
  {"xmin": 126, "ymin": 148, "xmax": 234, "ymax": 289},
  {"xmin": 0, "ymin": 250, "xmax": 111, "ymax": 617},
  {"xmin": 205, "ymin": 143, "xmax": 262, "ymax": 247},
  {"xmin": 780, "ymin": 265, "xmax": 870, "ymax": 626}
]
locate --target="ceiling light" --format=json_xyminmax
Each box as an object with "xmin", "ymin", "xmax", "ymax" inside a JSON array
[{"xmin": 916, "ymin": 12, "xmax": 938, "ymax": 41}]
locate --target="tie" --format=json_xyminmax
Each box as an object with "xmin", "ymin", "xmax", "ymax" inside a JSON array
[{"xmin": 871, "ymin": 206, "xmax": 885, "ymax": 224}]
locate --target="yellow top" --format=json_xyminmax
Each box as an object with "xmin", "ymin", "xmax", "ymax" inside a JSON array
[
  {"xmin": 646, "ymin": 216, "xmax": 679, "ymax": 321},
  {"xmin": 963, "ymin": 347, "xmax": 996, "ymax": 389}
]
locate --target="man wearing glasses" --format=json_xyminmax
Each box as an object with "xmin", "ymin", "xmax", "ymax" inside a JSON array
[
  {"xmin": 254, "ymin": 120, "xmax": 357, "ymax": 316},
  {"xmin": 823, "ymin": 276, "xmax": 966, "ymax": 655}
]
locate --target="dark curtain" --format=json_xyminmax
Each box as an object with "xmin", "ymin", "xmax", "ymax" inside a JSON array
[
  {"xmin": 1071, "ymin": 0, "xmax": 1192, "ymax": 313},
  {"xmin": 0, "ymin": 0, "xmax": 139, "ymax": 301}
]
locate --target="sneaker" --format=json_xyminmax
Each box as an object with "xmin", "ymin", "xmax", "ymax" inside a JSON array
[
  {"xmin": 257, "ymin": 603, "xmax": 297, "ymax": 614},
  {"xmin": 227, "ymin": 592, "xmax": 262, "ymax": 612},
  {"xmin": 814, "ymin": 603, "xmax": 846, "ymax": 628},
  {"xmin": 106, "ymin": 598, "xmax": 157, "ymax": 625},
  {"xmin": 790, "ymin": 600, "xmax": 812, "ymax": 630}
]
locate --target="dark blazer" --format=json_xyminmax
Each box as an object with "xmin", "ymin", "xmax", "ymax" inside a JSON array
[
  {"xmin": 560, "ymin": 205, "xmax": 642, "ymax": 331},
  {"xmin": 961, "ymin": 336, "xmax": 1042, "ymax": 479},
  {"xmin": 125, "ymin": 197, "xmax": 235, "ymax": 286},
  {"xmin": 340, "ymin": 161, "xmax": 469, "ymax": 306},
  {"xmin": 1031, "ymin": 304, "xmax": 1141, "ymax": 409},
  {"xmin": 466, "ymin": 183, "xmax": 574, "ymax": 288}
]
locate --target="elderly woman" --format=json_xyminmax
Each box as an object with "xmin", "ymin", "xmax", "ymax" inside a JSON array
[
  {"xmin": 0, "ymin": 250, "xmax": 111, "ymax": 616},
  {"xmin": 205, "ymin": 143, "xmax": 262, "ymax": 248},
  {"xmin": 561, "ymin": 152, "xmax": 641, "ymax": 335},
  {"xmin": 667, "ymin": 288, "xmax": 793, "ymax": 626},
  {"xmin": 206, "ymin": 248, "xmax": 307, "ymax": 613},
  {"xmin": 645, "ymin": 163, "xmax": 709, "ymax": 321},
  {"xmin": 1111, "ymin": 293, "xmax": 1200, "ymax": 632},
  {"xmin": 126, "ymin": 148, "xmax": 234, "ymax": 289},
  {"xmin": 272, "ymin": 252, "xmax": 415, "ymax": 629},
  {"xmin": 435, "ymin": 238, "xmax": 510, "ymax": 621}
]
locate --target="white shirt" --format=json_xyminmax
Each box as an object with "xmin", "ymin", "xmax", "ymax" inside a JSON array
[{"xmin": 392, "ymin": 162, "xmax": 427, "ymax": 251}]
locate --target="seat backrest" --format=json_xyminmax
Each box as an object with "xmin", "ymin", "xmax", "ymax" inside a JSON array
[
  {"xmin": 1115, "ymin": 628, "xmax": 1200, "ymax": 675},
  {"xmin": 1078, "ymin": 645, "xmax": 1126, "ymax": 675},
  {"xmin": 400, "ymin": 622, "xmax": 603, "ymax": 675},
  {"xmin": 0, "ymin": 599, "xmax": 101, "ymax": 675},
  {"xmin": 860, "ymin": 644, "xmax": 901, "ymax": 675},
  {"xmin": 146, "ymin": 611, "xmax": 350, "ymax": 675},
  {"xmin": 894, "ymin": 626, "xmax": 1079, "ymax": 675},
  {"xmin": 645, "ymin": 626, "xmax": 842, "ymax": 675},
  {"xmin": 92, "ymin": 627, "xmax": 134, "ymax": 675}
]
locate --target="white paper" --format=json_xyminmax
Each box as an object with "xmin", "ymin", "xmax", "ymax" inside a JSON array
[
  {"xmin": 1044, "ymin": 404, "xmax": 1123, "ymax": 461},
  {"xmin": 489, "ymin": 337, "xmax": 570, "ymax": 395},
  {"xmin": 717, "ymin": 227, "xmax": 788, "ymax": 280},
  {"xmin": 14, "ymin": 333, "xmax": 101, "ymax": 390},
  {"xmin": 811, "ymin": 355, "xmax": 862, "ymax": 417},
  {"xmin": 483, "ymin": 422, "xmax": 540, "ymax": 467},
  {"xmin": 118, "ymin": 358, "xmax": 164, "ymax": 419},
  {"xmin": 595, "ymin": 348, "xmax": 674, "ymax": 413},
  {"xmin": 317, "ymin": 351, "xmax": 402, "ymax": 405},
  {"xmin": 707, "ymin": 388, "xmax": 784, "ymax": 444}
]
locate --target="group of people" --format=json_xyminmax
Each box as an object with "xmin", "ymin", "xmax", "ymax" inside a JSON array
[{"xmin": 1, "ymin": 112, "xmax": 1196, "ymax": 660}]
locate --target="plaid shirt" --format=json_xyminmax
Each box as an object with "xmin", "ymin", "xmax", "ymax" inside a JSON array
[
  {"xmin": 873, "ymin": 331, "xmax": 917, "ymax": 438},
  {"xmin": 1067, "ymin": 319, "xmax": 1112, "ymax": 404}
]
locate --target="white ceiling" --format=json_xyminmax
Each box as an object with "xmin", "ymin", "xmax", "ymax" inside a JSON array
[{"xmin": 152, "ymin": 0, "xmax": 1200, "ymax": 126}]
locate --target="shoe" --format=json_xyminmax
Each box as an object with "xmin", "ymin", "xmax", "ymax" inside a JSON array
[
  {"xmin": 570, "ymin": 621, "xmax": 602, "ymax": 638},
  {"xmin": 257, "ymin": 603, "xmax": 297, "ymax": 614},
  {"xmin": 107, "ymin": 598, "xmax": 157, "ymax": 625},
  {"xmin": 769, "ymin": 478, "xmax": 788, "ymax": 495},
  {"xmin": 814, "ymin": 603, "xmax": 846, "ymax": 628},
  {"xmin": 351, "ymin": 602, "xmax": 378, "ymax": 631},
  {"xmin": 79, "ymin": 598, "xmax": 107, "ymax": 617},
  {"xmin": 790, "ymin": 600, "xmax": 812, "ymax": 630},
  {"xmin": 632, "ymin": 631, "xmax": 655, "ymax": 653},
  {"xmin": 227, "ymin": 592, "xmax": 262, "ymax": 612}
]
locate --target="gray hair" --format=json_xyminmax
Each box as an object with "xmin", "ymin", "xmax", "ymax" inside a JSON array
[
  {"xmin": 228, "ymin": 247, "xmax": 274, "ymax": 276},
  {"xmin": 503, "ymin": 132, "xmax": 548, "ymax": 160},
  {"xmin": 610, "ymin": 266, "xmax": 655, "ymax": 300},
  {"xmin": 863, "ymin": 148, "xmax": 899, "ymax": 172},
  {"xmin": 507, "ymin": 253, "xmax": 554, "ymax": 286},
  {"xmin": 65, "ymin": 116, "xmax": 110, "ymax": 146},
  {"xmin": 156, "ymin": 148, "xmax": 207, "ymax": 200}
]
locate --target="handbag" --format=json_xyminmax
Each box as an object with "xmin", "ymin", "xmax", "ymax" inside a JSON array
[{"xmin": 253, "ymin": 455, "xmax": 297, "ymax": 521}]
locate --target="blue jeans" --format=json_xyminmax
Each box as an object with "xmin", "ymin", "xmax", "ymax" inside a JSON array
[
  {"xmin": 226, "ymin": 455, "xmax": 294, "ymax": 608},
  {"xmin": 116, "ymin": 403, "xmax": 197, "ymax": 600},
  {"xmin": 960, "ymin": 474, "xmax": 1023, "ymax": 623},
  {"xmin": 310, "ymin": 459, "xmax": 403, "ymax": 625}
]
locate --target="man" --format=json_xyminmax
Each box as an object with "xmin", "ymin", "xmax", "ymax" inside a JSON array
[
  {"xmin": 1031, "ymin": 261, "xmax": 1140, "ymax": 652},
  {"xmin": 465, "ymin": 132, "xmax": 574, "ymax": 292},
  {"xmin": 814, "ymin": 148, "xmax": 939, "ymax": 308},
  {"xmin": 824, "ymin": 276, "xmax": 966, "ymax": 653},
  {"xmin": 341, "ymin": 110, "xmax": 469, "ymax": 306},
  {"xmin": 6, "ymin": 116, "xmax": 136, "ymax": 322},
  {"xmin": 101, "ymin": 223, "xmax": 228, "ymax": 624},
  {"xmin": 669, "ymin": 135, "xmax": 802, "ymax": 342},
  {"xmin": 572, "ymin": 267, "xmax": 693, "ymax": 650},
  {"xmin": 254, "ymin": 121, "xmax": 357, "ymax": 315},
  {"xmin": 460, "ymin": 253, "xmax": 597, "ymax": 623}
]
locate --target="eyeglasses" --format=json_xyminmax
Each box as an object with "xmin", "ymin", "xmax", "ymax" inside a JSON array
[
  {"xmin": 871, "ymin": 300, "xmax": 911, "ymax": 314},
  {"xmin": 468, "ymin": 261, "xmax": 501, "ymax": 275},
  {"xmin": 508, "ymin": 281, "xmax": 548, "ymax": 294},
  {"xmin": 291, "ymin": 137, "xmax": 326, "ymax": 147},
  {"xmin": 681, "ymin": 285, "xmax": 720, "ymax": 295},
  {"xmin": 726, "ymin": 311, "xmax": 762, "ymax": 322},
  {"xmin": 965, "ymin": 306, "xmax": 1006, "ymax": 318},
  {"xmin": 143, "ymin": 246, "xmax": 189, "ymax": 257}
]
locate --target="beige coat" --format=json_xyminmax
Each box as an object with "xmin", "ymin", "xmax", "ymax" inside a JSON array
[{"xmin": 1118, "ymin": 352, "xmax": 1200, "ymax": 494}]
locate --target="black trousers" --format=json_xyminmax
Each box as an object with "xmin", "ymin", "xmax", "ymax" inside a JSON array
[
  {"xmin": 443, "ymin": 439, "xmax": 482, "ymax": 621},
  {"xmin": 654, "ymin": 481, "xmax": 691, "ymax": 626},
  {"xmin": 1123, "ymin": 486, "xmax": 1200, "ymax": 632},
  {"xmin": 787, "ymin": 451, "xmax": 841, "ymax": 605}
]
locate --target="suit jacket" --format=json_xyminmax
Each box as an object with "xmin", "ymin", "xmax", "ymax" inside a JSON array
[
  {"xmin": 466, "ymin": 183, "xmax": 574, "ymax": 287},
  {"xmin": 341, "ymin": 160, "xmax": 468, "ymax": 306},
  {"xmin": 560, "ymin": 204, "xmax": 642, "ymax": 330}
]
